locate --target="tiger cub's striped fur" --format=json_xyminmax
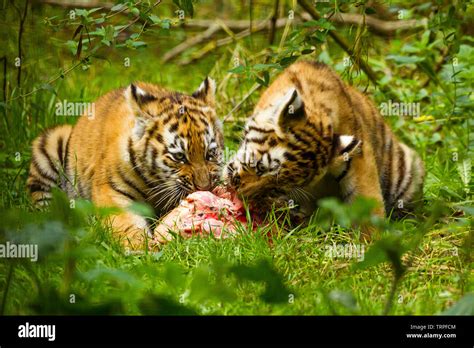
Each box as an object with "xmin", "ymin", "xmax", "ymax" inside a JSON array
[
  {"xmin": 225, "ymin": 61, "xmax": 424, "ymax": 230},
  {"xmin": 28, "ymin": 78, "xmax": 223, "ymax": 248}
]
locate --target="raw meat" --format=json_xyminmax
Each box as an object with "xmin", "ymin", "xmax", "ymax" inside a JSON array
[{"xmin": 153, "ymin": 186, "xmax": 251, "ymax": 243}]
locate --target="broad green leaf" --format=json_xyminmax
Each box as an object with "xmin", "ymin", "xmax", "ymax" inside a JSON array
[
  {"xmin": 441, "ymin": 293, "xmax": 474, "ymax": 315},
  {"xmin": 127, "ymin": 201, "xmax": 154, "ymax": 218},
  {"xmin": 231, "ymin": 259, "xmax": 291, "ymax": 304},
  {"xmin": 386, "ymin": 55, "xmax": 425, "ymax": 65},
  {"xmin": 365, "ymin": 7, "xmax": 376, "ymax": 14},
  {"xmin": 228, "ymin": 65, "xmax": 245, "ymax": 74},
  {"xmin": 111, "ymin": 3, "xmax": 125, "ymax": 12},
  {"xmin": 329, "ymin": 290, "xmax": 358, "ymax": 311}
]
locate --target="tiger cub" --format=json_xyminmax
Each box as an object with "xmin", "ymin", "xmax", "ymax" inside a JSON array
[
  {"xmin": 225, "ymin": 61, "xmax": 424, "ymax": 233},
  {"xmin": 27, "ymin": 78, "xmax": 224, "ymax": 249}
]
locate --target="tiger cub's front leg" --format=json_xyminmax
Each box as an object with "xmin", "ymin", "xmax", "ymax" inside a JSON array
[
  {"xmin": 109, "ymin": 211, "xmax": 150, "ymax": 249},
  {"xmin": 93, "ymin": 185, "xmax": 159, "ymax": 250}
]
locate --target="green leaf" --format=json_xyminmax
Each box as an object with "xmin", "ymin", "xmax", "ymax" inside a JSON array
[
  {"xmin": 127, "ymin": 201, "xmax": 154, "ymax": 218},
  {"xmin": 252, "ymin": 63, "xmax": 278, "ymax": 71},
  {"xmin": 441, "ymin": 293, "xmax": 474, "ymax": 315},
  {"xmin": 131, "ymin": 41, "xmax": 147, "ymax": 48},
  {"xmin": 301, "ymin": 48, "xmax": 315, "ymax": 55},
  {"xmin": 279, "ymin": 55, "xmax": 299, "ymax": 67},
  {"xmin": 262, "ymin": 70, "xmax": 270, "ymax": 85},
  {"xmin": 163, "ymin": 263, "xmax": 186, "ymax": 290},
  {"xmin": 75, "ymin": 9, "xmax": 89, "ymax": 18},
  {"xmin": 231, "ymin": 260, "xmax": 291, "ymax": 304},
  {"xmin": 228, "ymin": 65, "xmax": 245, "ymax": 74},
  {"xmin": 302, "ymin": 19, "xmax": 335, "ymax": 30},
  {"xmin": 39, "ymin": 83, "xmax": 56, "ymax": 94},
  {"xmin": 104, "ymin": 25, "xmax": 115, "ymax": 42},
  {"xmin": 354, "ymin": 236, "xmax": 406, "ymax": 277},
  {"xmin": 160, "ymin": 19, "xmax": 171, "ymax": 30},
  {"xmin": 130, "ymin": 7, "xmax": 140, "ymax": 17},
  {"xmin": 328, "ymin": 290, "xmax": 358, "ymax": 311},
  {"xmin": 149, "ymin": 14, "xmax": 161, "ymax": 24},
  {"xmin": 87, "ymin": 7, "xmax": 103, "ymax": 15},
  {"xmin": 82, "ymin": 268, "xmax": 139, "ymax": 287},
  {"xmin": 255, "ymin": 77, "xmax": 267, "ymax": 87},
  {"xmin": 365, "ymin": 7, "xmax": 376, "ymax": 15},
  {"xmin": 386, "ymin": 55, "xmax": 425, "ymax": 65},
  {"xmin": 111, "ymin": 3, "xmax": 126, "ymax": 12},
  {"xmin": 189, "ymin": 265, "xmax": 236, "ymax": 304}
]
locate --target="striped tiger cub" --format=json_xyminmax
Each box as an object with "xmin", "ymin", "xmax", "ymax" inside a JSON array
[
  {"xmin": 225, "ymin": 61, "xmax": 425, "ymax": 234},
  {"xmin": 27, "ymin": 78, "xmax": 223, "ymax": 248}
]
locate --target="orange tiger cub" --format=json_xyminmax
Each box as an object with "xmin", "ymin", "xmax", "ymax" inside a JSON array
[
  {"xmin": 225, "ymin": 61, "xmax": 425, "ymax": 234},
  {"xmin": 27, "ymin": 78, "xmax": 223, "ymax": 249}
]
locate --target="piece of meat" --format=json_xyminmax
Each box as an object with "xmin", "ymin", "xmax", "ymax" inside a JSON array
[{"xmin": 153, "ymin": 186, "xmax": 251, "ymax": 244}]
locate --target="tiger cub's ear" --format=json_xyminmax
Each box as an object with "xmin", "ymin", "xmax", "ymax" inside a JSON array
[
  {"xmin": 277, "ymin": 88, "xmax": 305, "ymax": 130},
  {"xmin": 334, "ymin": 135, "xmax": 362, "ymax": 160},
  {"xmin": 126, "ymin": 84, "xmax": 156, "ymax": 139},
  {"xmin": 192, "ymin": 77, "xmax": 216, "ymax": 106},
  {"xmin": 329, "ymin": 135, "xmax": 362, "ymax": 178},
  {"xmin": 128, "ymin": 83, "xmax": 157, "ymax": 108}
]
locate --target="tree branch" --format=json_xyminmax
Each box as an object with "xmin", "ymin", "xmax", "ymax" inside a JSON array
[
  {"xmin": 182, "ymin": 14, "xmax": 427, "ymax": 36},
  {"xmin": 298, "ymin": 0, "xmax": 396, "ymax": 98},
  {"xmin": 162, "ymin": 23, "xmax": 220, "ymax": 63},
  {"xmin": 177, "ymin": 17, "xmax": 279, "ymax": 66},
  {"xmin": 37, "ymin": 0, "xmax": 427, "ymax": 37}
]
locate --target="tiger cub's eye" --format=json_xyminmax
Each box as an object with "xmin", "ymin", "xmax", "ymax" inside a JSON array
[
  {"xmin": 173, "ymin": 152, "xmax": 186, "ymax": 162},
  {"xmin": 256, "ymin": 161, "xmax": 266, "ymax": 175},
  {"xmin": 206, "ymin": 148, "xmax": 217, "ymax": 161}
]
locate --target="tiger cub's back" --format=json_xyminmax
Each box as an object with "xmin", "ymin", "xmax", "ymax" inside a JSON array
[
  {"xmin": 27, "ymin": 124, "xmax": 72, "ymax": 206},
  {"xmin": 343, "ymin": 84, "xmax": 425, "ymax": 216}
]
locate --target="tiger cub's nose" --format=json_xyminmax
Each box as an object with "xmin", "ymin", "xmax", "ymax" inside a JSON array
[{"xmin": 195, "ymin": 183, "xmax": 211, "ymax": 191}]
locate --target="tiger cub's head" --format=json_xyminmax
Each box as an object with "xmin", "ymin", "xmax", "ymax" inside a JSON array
[
  {"xmin": 224, "ymin": 87, "xmax": 361, "ymax": 201},
  {"xmin": 126, "ymin": 78, "xmax": 223, "ymax": 207}
]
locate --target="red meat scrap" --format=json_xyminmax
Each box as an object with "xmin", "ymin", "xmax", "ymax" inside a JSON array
[{"xmin": 153, "ymin": 186, "xmax": 254, "ymax": 244}]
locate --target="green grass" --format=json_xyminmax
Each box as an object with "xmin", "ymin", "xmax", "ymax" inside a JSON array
[
  {"xmin": 1, "ymin": 195, "xmax": 471, "ymax": 315},
  {"xmin": 0, "ymin": 1, "xmax": 473, "ymax": 316}
]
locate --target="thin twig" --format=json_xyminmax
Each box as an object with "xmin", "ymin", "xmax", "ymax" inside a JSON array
[
  {"xmin": 268, "ymin": 0, "xmax": 280, "ymax": 45},
  {"xmin": 223, "ymin": 83, "xmax": 261, "ymax": 122},
  {"xmin": 178, "ymin": 15, "xmax": 278, "ymax": 66},
  {"xmin": 383, "ymin": 273, "xmax": 402, "ymax": 315},
  {"xmin": 1, "ymin": 56, "xmax": 7, "ymax": 101},
  {"xmin": 11, "ymin": 0, "xmax": 29, "ymax": 87}
]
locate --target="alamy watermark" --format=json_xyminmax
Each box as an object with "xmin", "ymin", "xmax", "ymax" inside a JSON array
[
  {"xmin": 324, "ymin": 243, "xmax": 365, "ymax": 261},
  {"xmin": 379, "ymin": 99, "xmax": 420, "ymax": 117},
  {"xmin": 55, "ymin": 100, "xmax": 95, "ymax": 119},
  {"xmin": 0, "ymin": 241, "xmax": 38, "ymax": 262},
  {"xmin": 18, "ymin": 322, "xmax": 55, "ymax": 341}
]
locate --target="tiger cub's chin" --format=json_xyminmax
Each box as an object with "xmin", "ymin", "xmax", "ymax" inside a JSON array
[
  {"xmin": 226, "ymin": 60, "xmax": 425, "ymax": 232},
  {"xmin": 28, "ymin": 77, "xmax": 224, "ymax": 249}
]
